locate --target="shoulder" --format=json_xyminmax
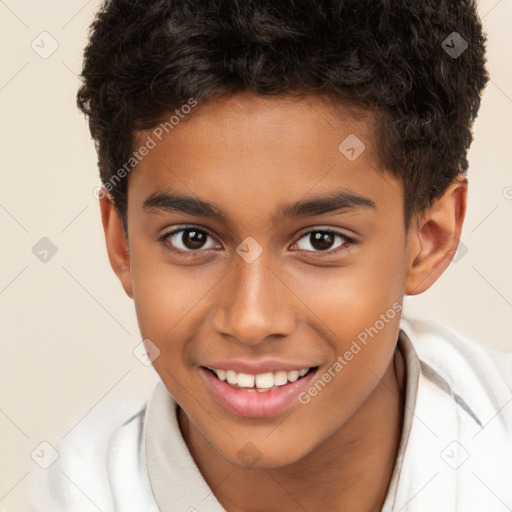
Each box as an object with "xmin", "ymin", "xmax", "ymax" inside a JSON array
[
  {"xmin": 389, "ymin": 317, "xmax": 512, "ymax": 511},
  {"xmin": 400, "ymin": 316, "xmax": 512, "ymax": 428},
  {"xmin": 28, "ymin": 381, "xmax": 159, "ymax": 512}
]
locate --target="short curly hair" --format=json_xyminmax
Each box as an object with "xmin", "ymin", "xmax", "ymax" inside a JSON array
[{"xmin": 77, "ymin": 0, "xmax": 489, "ymax": 227}]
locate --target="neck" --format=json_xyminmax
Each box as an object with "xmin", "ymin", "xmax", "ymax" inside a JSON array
[{"xmin": 179, "ymin": 345, "xmax": 406, "ymax": 512}]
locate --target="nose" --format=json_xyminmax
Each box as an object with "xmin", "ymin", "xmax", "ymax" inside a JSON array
[{"xmin": 211, "ymin": 252, "xmax": 296, "ymax": 346}]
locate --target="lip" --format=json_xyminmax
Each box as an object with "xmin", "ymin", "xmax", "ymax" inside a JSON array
[
  {"xmin": 200, "ymin": 366, "xmax": 319, "ymax": 418},
  {"xmin": 201, "ymin": 358, "xmax": 315, "ymax": 374}
]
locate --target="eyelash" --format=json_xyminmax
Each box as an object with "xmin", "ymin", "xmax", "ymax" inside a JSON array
[{"xmin": 158, "ymin": 225, "xmax": 355, "ymax": 258}]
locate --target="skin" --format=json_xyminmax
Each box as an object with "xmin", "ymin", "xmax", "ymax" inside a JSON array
[{"xmin": 100, "ymin": 90, "xmax": 466, "ymax": 512}]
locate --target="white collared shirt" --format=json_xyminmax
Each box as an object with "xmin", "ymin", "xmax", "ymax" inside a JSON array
[{"xmin": 28, "ymin": 318, "xmax": 512, "ymax": 511}]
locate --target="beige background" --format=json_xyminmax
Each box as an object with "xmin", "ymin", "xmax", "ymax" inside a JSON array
[{"xmin": 1, "ymin": 0, "xmax": 511, "ymax": 510}]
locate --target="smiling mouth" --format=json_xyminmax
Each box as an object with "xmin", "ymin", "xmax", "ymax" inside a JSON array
[{"xmin": 202, "ymin": 366, "xmax": 319, "ymax": 392}]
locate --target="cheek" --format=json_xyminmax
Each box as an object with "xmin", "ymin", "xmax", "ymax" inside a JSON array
[
  {"xmin": 298, "ymin": 302, "xmax": 402, "ymax": 432},
  {"xmin": 294, "ymin": 237, "xmax": 405, "ymax": 409},
  {"xmin": 128, "ymin": 242, "xmax": 201, "ymax": 354},
  {"xmin": 291, "ymin": 243, "xmax": 405, "ymax": 343}
]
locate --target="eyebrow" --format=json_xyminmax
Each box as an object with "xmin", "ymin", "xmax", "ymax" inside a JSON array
[{"xmin": 142, "ymin": 189, "xmax": 377, "ymax": 223}]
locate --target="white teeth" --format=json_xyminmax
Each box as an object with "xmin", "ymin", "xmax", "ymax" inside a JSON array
[
  {"xmin": 226, "ymin": 370, "xmax": 237, "ymax": 385},
  {"xmin": 274, "ymin": 371, "xmax": 288, "ymax": 386},
  {"xmin": 237, "ymin": 372, "xmax": 255, "ymax": 388},
  {"xmin": 255, "ymin": 372, "xmax": 274, "ymax": 389},
  {"xmin": 287, "ymin": 370, "xmax": 299, "ymax": 382},
  {"xmin": 209, "ymin": 367, "xmax": 312, "ymax": 390}
]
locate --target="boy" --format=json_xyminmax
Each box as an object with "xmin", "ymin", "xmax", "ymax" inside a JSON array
[{"xmin": 29, "ymin": 0, "xmax": 512, "ymax": 510}]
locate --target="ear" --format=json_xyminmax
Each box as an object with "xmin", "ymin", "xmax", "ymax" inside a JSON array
[
  {"xmin": 405, "ymin": 176, "xmax": 467, "ymax": 295},
  {"xmin": 99, "ymin": 191, "xmax": 133, "ymax": 299}
]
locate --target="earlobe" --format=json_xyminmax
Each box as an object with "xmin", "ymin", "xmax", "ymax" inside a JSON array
[
  {"xmin": 99, "ymin": 191, "xmax": 134, "ymax": 298},
  {"xmin": 405, "ymin": 176, "xmax": 467, "ymax": 295}
]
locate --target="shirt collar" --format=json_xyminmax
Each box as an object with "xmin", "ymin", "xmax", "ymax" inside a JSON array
[{"xmin": 145, "ymin": 328, "xmax": 421, "ymax": 511}]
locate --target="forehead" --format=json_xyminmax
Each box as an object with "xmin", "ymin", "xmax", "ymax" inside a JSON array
[
  {"xmin": 138, "ymin": 91, "xmax": 376, "ymax": 154},
  {"xmin": 128, "ymin": 91, "xmax": 401, "ymax": 225}
]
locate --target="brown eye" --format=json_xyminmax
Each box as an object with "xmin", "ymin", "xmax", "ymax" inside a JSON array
[
  {"xmin": 181, "ymin": 229, "xmax": 207, "ymax": 249},
  {"xmin": 309, "ymin": 231, "xmax": 335, "ymax": 251},
  {"xmin": 293, "ymin": 229, "xmax": 350, "ymax": 254},
  {"xmin": 163, "ymin": 227, "xmax": 218, "ymax": 252}
]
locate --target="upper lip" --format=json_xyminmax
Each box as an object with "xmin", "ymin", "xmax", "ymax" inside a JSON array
[{"xmin": 201, "ymin": 359, "xmax": 318, "ymax": 375}]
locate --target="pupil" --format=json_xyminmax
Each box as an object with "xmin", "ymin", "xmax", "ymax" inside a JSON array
[
  {"xmin": 311, "ymin": 231, "xmax": 333, "ymax": 251},
  {"xmin": 183, "ymin": 229, "xmax": 206, "ymax": 249}
]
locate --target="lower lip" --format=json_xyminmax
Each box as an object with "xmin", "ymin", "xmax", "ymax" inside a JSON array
[{"xmin": 200, "ymin": 367, "xmax": 318, "ymax": 418}]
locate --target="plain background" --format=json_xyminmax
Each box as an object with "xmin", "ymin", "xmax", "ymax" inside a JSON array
[{"xmin": 0, "ymin": 0, "xmax": 511, "ymax": 510}]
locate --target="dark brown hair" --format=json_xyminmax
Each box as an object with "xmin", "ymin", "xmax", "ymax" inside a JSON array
[{"xmin": 77, "ymin": 0, "xmax": 489, "ymax": 226}]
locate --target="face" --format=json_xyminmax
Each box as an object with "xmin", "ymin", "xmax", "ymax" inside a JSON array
[{"xmin": 121, "ymin": 91, "xmax": 410, "ymax": 467}]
